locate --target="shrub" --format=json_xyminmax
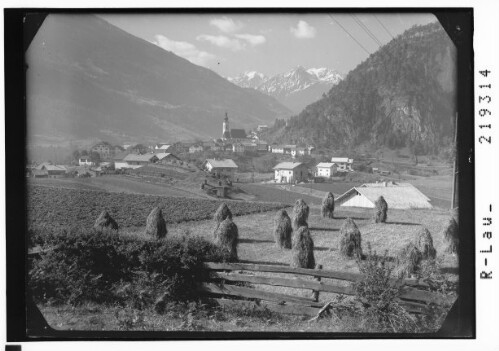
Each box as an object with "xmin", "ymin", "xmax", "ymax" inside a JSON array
[
  {"xmin": 416, "ymin": 227, "xmax": 437, "ymax": 260},
  {"xmin": 374, "ymin": 196, "xmax": 388, "ymax": 223},
  {"xmin": 443, "ymin": 217, "xmax": 459, "ymax": 254},
  {"xmin": 273, "ymin": 209, "xmax": 292, "ymax": 249},
  {"xmin": 291, "ymin": 226, "xmax": 315, "ymax": 269},
  {"xmin": 355, "ymin": 244, "xmax": 417, "ymax": 332},
  {"xmin": 339, "ymin": 218, "xmax": 363, "ymax": 259},
  {"xmin": 94, "ymin": 210, "xmax": 118, "ymax": 233},
  {"xmin": 292, "ymin": 199, "xmax": 309, "ymax": 230},
  {"xmin": 144, "ymin": 207, "xmax": 167, "ymax": 239},
  {"xmin": 321, "ymin": 192, "xmax": 335, "ymax": 218},
  {"xmin": 28, "ymin": 228, "xmax": 231, "ymax": 307},
  {"xmin": 214, "ymin": 218, "xmax": 239, "ymax": 261}
]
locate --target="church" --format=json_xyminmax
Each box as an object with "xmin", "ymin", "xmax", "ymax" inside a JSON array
[{"xmin": 222, "ymin": 113, "xmax": 248, "ymax": 141}]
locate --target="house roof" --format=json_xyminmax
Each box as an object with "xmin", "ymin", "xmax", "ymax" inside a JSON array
[
  {"xmin": 123, "ymin": 154, "xmax": 158, "ymax": 162},
  {"xmin": 32, "ymin": 169, "xmax": 48, "ymax": 176},
  {"xmin": 155, "ymin": 153, "xmax": 178, "ymax": 160},
  {"xmin": 273, "ymin": 162, "xmax": 304, "ymax": 170},
  {"xmin": 113, "ymin": 151, "xmax": 129, "ymax": 161},
  {"xmin": 331, "ymin": 157, "xmax": 353, "ymax": 163},
  {"xmin": 230, "ymin": 129, "xmax": 247, "ymax": 139},
  {"xmin": 42, "ymin": 165, "xmax": 67, "ymax": 172},
  {"xmin": 336, "ymin": 182, "xmax": 432, "ymax": 209},
  {"xmin": 155, "ymin": 143, "xmax": 171, "ymax": 149},
  {"xmin": 316, "ymin": 162, "xmax": 337, "ymax": 168},
  {"xmin": 205, "ymin": 159, "xmax": 238, "ymax": 169}
]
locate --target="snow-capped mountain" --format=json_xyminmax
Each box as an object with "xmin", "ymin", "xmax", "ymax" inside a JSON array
[
  {"xmin": 227, "ymin": 71, "xmax": 268, "ymax": 89},
  {"xmin": 227, "ymin": 66, "xmax": 343, "ymax": 113}
]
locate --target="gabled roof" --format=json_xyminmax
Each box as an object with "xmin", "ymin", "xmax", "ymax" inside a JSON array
[
  {"xmin": 155, "ymin": 153, "xmax": 178, "ymax": 160},
  {"xmin": 230, "ymin": 129, "xmax": 247, "ymax": 139},
  {"xmin": 336, "ymin": 182, "xmax": 432, "ymax": 209},
  {"xmin": 316, "ymin": 162, "xmax": 337, "ymax": 168},
  {"xmin": 42, "ymin": 165, "xmax": 67, "ymax": 172},
  {"xmin": 273, "ymin": 162, "xmax": 304, "ymax": 170},
  {"xmin": 205, "ymin": 159, "xmax": 238, "ymax": 168},
  {"xmin": 123, "ymin": 154, "xmax": 158, "ymax": 162},
  {"xmin": 114, "ymin": 151, "xmax": 129, "ymax": 161},
  {"xmin": 331, "ymin": 157, "xmax": 353, "ymax": 163}
]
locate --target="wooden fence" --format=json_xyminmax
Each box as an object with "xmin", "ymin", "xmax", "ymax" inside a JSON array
[{"xmin": 199, "ymin": 262, "xmax": 456, "ymax": 318}]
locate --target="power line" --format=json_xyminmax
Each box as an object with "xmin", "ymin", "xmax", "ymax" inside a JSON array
[
  {"xmin": 352, "ymin": 14, "xmax": 383, "ymax": 48},
  {"xmin": 328, "ymin": 14, "xmax": 371, "ymax": 56},
  {"xmin": 374, "ymin": 14, "xmax": 395, "ymax": 40}
]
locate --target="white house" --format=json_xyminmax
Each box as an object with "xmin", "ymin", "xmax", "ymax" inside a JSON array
[
  {"xmin": 78, "ymin": 156, "xmax": 94, "ymax": 167},
  {"xmin": 154, "ymin": 143, "xmax": 171, "ymax": 152},
  {"xmin": 315, "ymin": 162, "xmax": 338, "ymax": 178},
  {"xmin": 330, "ymin": 157, "xmax": 354, "ymax": 171},
  {"xmin": 273, "ymin": 162, "xmax": 308, "ymax": 183},
  {"xmin": 203, "ymin": 159, "xmax": 238, "ymax": 178},
  {"xmin": 336, "ymin": 182, "xmax": 432, "ymax": 209},
  {"xmin": 290, "ymin": 146, "xmax": 311, "ymax": 158}
]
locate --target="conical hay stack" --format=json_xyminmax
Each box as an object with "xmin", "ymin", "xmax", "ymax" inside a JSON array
[
  {"xmin": 443, "ymin": 217, "xmax": 459, "ymax": 254},
  {"xmin": 213, "ymin": 203, "xmax": 233, "ymax": 239},
  {"xmin": 214, "ymin": 218, "xmax": 239, "ymax": 261},
  {"xmin": 145, "ymin": 207, "xmax": 167, "ymax": 239},
  {"xmin": 274, "ymin": 209, "xmax": 292, "ymax": 249},
  {"xmin": 291, "ymin": 226, "xmax": 315, "ymax": 269},
  {"xmin": 292, "ymin": 199, "xmax": 310, "ymax": 230},
  {"xmin": 416, "ymin": 227, "xmax": 437, "ymax": 260},
  {"xmin": 339, "ymin": 218, "xmax": 363, "ymax": 259},
  {"xmin": 321, "ymin": 192, "xmax": 335, "ymax": 219},
  {"xmin": 374, "ymin": 196, "xmax": 388, "ymax": 223},
  {"xmin": 397, "ymin": 243, "xmax": 423, "ymax": 277},
  {"xmin": 94, "ymin": 210, "xmax": 118, "ymax": 232}
]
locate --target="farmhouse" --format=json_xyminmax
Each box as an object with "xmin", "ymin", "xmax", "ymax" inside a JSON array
[
  {"xmin": 336, "ymin": 182, "xmax": 432, "ymax": 209},
  {"xmin": 155, "ymin": 153, "xmax": 180, "ymax": 164},
  {"xmin": 91, "ymin": 141, "xmax": 114, "ymax": 161},
  {"xmin": 204, "ymin": 158, "xmax": 238, "ymax": 178},
  {"xmin": 123, "ymin": 154, "xmax": 159, "ymax": 168},
  {"xmin": 189, "ymin": 144, "xmax": 204, "ymax": 153},
  {"xmin": 154, "ymin": 143, "xmax": 171, "ymax": 152},
  {"xmin": 330, "ymin": 157, "xmax": 354, "ymax": 171},
  {"xmin": 290, "ymin": 146, "xmax": 311, "ymax": 158},
  {"xmin": 78, "ymin": 156, "xmax": 94, "ymax": 167},
  {"xmin": 232, "ymin": 141, "xmax": 258, "ymax": 153},
  {"xmin": 40, "ymin": 165, "xmax": 67, "ymax": 178},
  {"xmin": 315, "ymin": 162, "xmax": 338, "ymax": 178},
  {"xmin": 270, "ymin": 144, "xmax": 296, "ymax": 155},
  {"xmin": 273, "ymin": 162, "xmax": 308, "ymax": 183}
]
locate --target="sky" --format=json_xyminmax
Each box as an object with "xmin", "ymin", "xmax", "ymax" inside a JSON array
[{"xmin": 99, "ymin": 13, "xmax": 437, "ymax": 77}]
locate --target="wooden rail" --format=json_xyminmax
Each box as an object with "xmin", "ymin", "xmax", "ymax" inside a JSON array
[{"xmin": 201, "ymin": 262, "xmax": 455, "ymax": 317}]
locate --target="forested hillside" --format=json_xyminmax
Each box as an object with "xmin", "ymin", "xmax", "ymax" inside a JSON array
[{"xmin": 267, "ymin": 22, "xmax": 457, "ymax": 155}]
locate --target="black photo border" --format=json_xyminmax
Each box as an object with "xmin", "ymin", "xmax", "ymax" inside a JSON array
[{"xmin": 4, "ymin": 7, "xmax": 474, "ymax": 341}]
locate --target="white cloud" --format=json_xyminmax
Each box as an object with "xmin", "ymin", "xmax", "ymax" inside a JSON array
[
  {"xmin": 196, "ymin": 34, "xmax": 245, "ymax": 51},
  {"xmin": 290, "ymin": 20, "xmax": 317, "ymax": 39},
  {"xmin": 234, "ymin": 34, "xmax": 266, "ymax": 46},
  {"xmin": 209, "ymin": 16, "xmax": 243, "ymax": 33},
  {"xmin": 152, "ymin": 35, "xmax": 216, "ymax": 67}
]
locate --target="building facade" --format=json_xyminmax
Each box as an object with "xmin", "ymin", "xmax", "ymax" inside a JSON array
[
  {"xmin": 273, "ymin": 162, "xmax": 308, "ymax": 183},
  {"xmin": 315, "ymin": 162, "xmax": 338, "ymax": 178}
]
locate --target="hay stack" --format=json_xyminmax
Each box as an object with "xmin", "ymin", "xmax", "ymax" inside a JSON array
[
  {"xmin": 214, "ymin": 218, "xmax": 239, "ymax": 260},
  {"xmin": 213, "ymin": 203, "xmax": 232, "ymax": 238},
  {"xmin": 397, "ymin": 243, "xmax": 423, "ymax": 277},
  {"xmin": 94, "ymin": 210, "xmax": 118, "ymax": 232},
  {"xmin": 292, "ymin": 199, "xmax": 310, "ymax": 230},
  {"xmin": 321, "ymin": 192, "xmax": 335, "ymax": 219},
  {"xmin": 374, "ymin": 196, "xmax": 388, "ymax": 223},
  {"xmin": 416, "ymin": 227, "xmax": 437, "ymax": 260},
  {"xmin": 443, "ymin": 217, "xmax": 459, "ymax": 254},
  {"xmin": 291, "ymin": 226, "xmax": 315, "ymax": 269},
  {"xmin": 145, "ymin": 207, "xmax": 167, "ymax": 239},
  {"xmin": 274, "ymin": 209, "xmax": 292, "ymax": 249},
  {"xmin": 339, "ymin": 218, "xmax": 363, "ymax": 258}
]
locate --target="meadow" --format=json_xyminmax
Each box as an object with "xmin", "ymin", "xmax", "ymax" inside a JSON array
[{"xmin": 30, "ymin": 185, "xmax": 458, "ymax": 332}]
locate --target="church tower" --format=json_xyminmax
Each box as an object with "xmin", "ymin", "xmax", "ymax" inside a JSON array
[{"xmin": 222, "ymin": 112, "xmax": 230, "ymax": 140}]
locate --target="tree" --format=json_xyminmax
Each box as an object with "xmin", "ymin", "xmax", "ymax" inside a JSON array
[{"xmin": 89, "ymin": 151, "xmax": 101, "ymax": 165}]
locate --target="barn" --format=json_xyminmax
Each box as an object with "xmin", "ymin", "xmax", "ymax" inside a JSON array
[{"xmin": 336, "ymin": 181, "xmax": 432, "ymax": 209}]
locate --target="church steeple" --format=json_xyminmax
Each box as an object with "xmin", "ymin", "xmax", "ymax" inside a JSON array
[{"xmin": 222, "ymin": 112, "xmax": 230, "ymax": 139}]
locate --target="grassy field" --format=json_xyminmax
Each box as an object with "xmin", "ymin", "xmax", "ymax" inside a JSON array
[
  {"xmin": 37, "ymin": 202, "xmax": 458, "ymax": 332},
  {"xmin": 237, "ymin": 183, "xmax": 323, "ymax": 205}
]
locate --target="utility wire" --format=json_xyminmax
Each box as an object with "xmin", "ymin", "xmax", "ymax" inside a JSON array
[
  {"xmin": 328, "ymin": 14, "xmax": 371, "ymax": 56},
  {"xmin": 374, "ymin": 14, "xmax": 395, "ymax": 40},
  {"xmin": 352, "ymin": 14, "xmax": 383, "ymax": 48}
]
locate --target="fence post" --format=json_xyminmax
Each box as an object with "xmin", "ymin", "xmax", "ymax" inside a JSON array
[{"xmin": 313, "ymin": 264, "xmax": 323, "ymax": 302}]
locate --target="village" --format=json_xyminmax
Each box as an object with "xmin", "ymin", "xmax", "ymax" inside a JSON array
[{"xmin": 26, "ymin": 112, "xmax": 448, "ymax": 210}]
